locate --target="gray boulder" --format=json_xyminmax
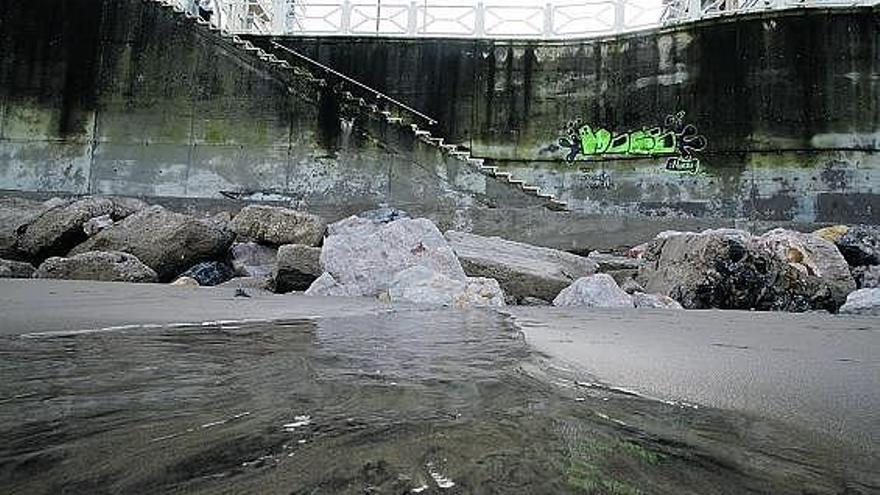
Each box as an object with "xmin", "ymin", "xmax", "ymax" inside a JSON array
[
  {"xmin": 758, "ymin": 228, "xmax": 855, "ymax": 305},
  {"xmin": 632, "ymin": 292, "xmax": 684, "ymax": 310},
  {"xmin": 834, "ymin": 226, "xmax": 880, "ymax": 266},
  {"xmin": 273, "ymin": 244, "xmax": 322, "ymax": 293},
  {"xmin": 521, "ymin": 297, "xmax": 551, "ymax": 306},
  {"xmin": 619, "ymin": 278, "xmax": 645, "ymax": 295},
  {"xmin": 356, "ymin": 207, "xmax": 410, "ymax": 225},
  {"xmin": 230, "ymin": 205, "xmax": 325, "ymax": 246},
  {"xmin": 387, "ymin": 265, "xmax": 505, "ymax": 308},
  {"xmin": 637, "ymin": 230, "xmax": 836, "ymax": 312},
  {"xmin": 0, "ymin": 197, "xmax": 53, "ymax": 260},
  {"xmin": 587, "ymin": 251, "xmax": 642, "ymax": 272},
  {"xmin": 16, "ymin": 196, "xmax": 148, "ymax": 261},
  {"xmin": 0, "ymin": 258, "xmax": 35, "ymax": 278},
  {"xmin": 34, "ymin": 251, "xmax": 157, "ymax": 283},
  {"xmin": 216, "ymin": 276, "xmax": 272, "ymax": 291},
  {"xmin": 70, "ymin": 206, "xmax": 234, "ymax": 281},
  {"xmin": 853, "ymin": 265, "xmax": 880, "ymax": 289},
  {"xmin": 318, "ymin": 216, "xmax": 465, "ymax": 297},
  {"xmin": 229, "ymin": 241, "xmax": 277, "ymax": 278},
  {"xmin": 179, "ymin": 261, "xmax": 234, "ymax": 286},
  {"xmin": 83, "ymin": 214, "xmax": 114, "ymax": 236},
  {"xmin": 553, "ymin": 274, "xmax": 634, "ymax": 308},
  {"xmin": 838, "ymin": 288, "xmax": 880, "ymax": 316},
  {"xmin": 445, "ymin": 231, "xmax": 597, "ymax": 303}
]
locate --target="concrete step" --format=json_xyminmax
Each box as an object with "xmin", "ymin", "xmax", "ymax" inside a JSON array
[{"xmin": 548, "ymin": 200, "xmax": 569, "ymax": 211}]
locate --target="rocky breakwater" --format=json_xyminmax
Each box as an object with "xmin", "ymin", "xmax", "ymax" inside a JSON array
[{"xmin": 1, "ymin": 194, "xmax": 878, "ymax": 315}]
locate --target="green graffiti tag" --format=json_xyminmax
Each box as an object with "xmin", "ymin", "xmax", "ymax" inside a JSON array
[
  {"xmin": 558, "ymin": 112, "xmax": 707, "ymax": 173},
  {"xmin": 578, "ymin": 125, "xmax": 678, "ymax": 156}
]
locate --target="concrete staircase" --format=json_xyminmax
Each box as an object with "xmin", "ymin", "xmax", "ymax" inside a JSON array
[{"xmin": 147, "ymin": 0, "xmax": 568, "ymax": 211}]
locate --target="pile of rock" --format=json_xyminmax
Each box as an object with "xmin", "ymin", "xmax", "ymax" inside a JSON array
[
  {"xmin": 0, "ymin": 197, "xmax": 327, "ymax": 291},
  {"xmin": 630, "ymin": 226, "xmax": 873, "ymax": 313},
  {"xmin": 1, "ymin": 194, "xmax": 877, "ymax": 315}
]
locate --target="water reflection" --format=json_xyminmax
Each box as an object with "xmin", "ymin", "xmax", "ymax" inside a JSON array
[{"xmin": 0, "ymin": 310, "xmax": 876, "ymax": 494}]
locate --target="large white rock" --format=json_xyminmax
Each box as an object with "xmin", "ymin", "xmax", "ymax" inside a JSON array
[
  {"xmin": 445, "ymin": 230, "xmax": 597, "ymax": 303},
  {"xmin": 838, "ymin": 288, "xmax": 880, "ymax": 316},
  {"xmin": 387, "ymin": 265, "xmax": 505, "ymax": 308},
  {"xmin": 553, "ymin": 274, "xmax": 634, "ymax": 308},
  {"xmin": 319, "ymin": 216, "xmax": 466, "ymax": 297},
  {"xmin": 304, "ymin": 272, "xmax": 362, "ymax": 297}
]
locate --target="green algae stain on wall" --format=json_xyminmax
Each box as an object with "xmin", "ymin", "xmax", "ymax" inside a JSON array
[{"xmin": 200, "ymin": 119, "xmax": 270, "ymax": 146}]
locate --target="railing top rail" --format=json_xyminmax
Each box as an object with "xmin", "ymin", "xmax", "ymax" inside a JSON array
[{"xmin": 217, "ymin": 0, "xmax": 877, "ymax": 39}]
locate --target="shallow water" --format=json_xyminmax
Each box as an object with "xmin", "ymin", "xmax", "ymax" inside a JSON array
[{"xmin": 0, "ymin": 309, "xmax": 876, "ymax": 494}]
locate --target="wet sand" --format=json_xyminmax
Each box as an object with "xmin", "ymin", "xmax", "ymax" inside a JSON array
[
  {"xmin": 508, "ymin": 306, "xmax": 880, "ymax": 454},
  {"xmin": 1, "ymin": 279, "xmax": 877, "ymax": 456},
  {"xmin": 0, "ymin": 279, "xmax": 402, "ymax": 336}
]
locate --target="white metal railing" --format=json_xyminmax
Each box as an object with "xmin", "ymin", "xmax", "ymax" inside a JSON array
[
  {"xmin": 166, "ymin": 0, "xmax": 278, "ymax": 33},
  {"xmin": 210, "ymin": 0, "xmax": 876, "ymax": 38}
]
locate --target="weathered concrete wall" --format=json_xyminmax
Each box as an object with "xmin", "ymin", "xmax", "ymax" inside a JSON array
[
  {"xmin": 269, "ymin": 7, "xmax": 880, "ymax": 223},
  {"xmin": 0, "ymin": 0, "xmax": 527, "ymax": 212},
  {"xmin": 1, "ymin": 1, "xmax": 878, "ymax": 239}
]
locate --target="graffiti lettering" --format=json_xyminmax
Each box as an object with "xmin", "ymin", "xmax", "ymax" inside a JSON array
[
  {"xmin": 558, "ymin": 111, "xmax": 707, "ymax": 173},
  {"xmin": 579, "ymin": 170, "xmax": 614, "ymax": 190},
  {"xmin": 665, "ymin": 157, "xmax": 700, "ymax": 173}
]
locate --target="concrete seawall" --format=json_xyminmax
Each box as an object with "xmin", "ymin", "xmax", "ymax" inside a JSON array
[
  {"xmin": 268, "ymin": 7, "xmax": 880, "ymax": 223},
  {"xmin": 0, "ymin": 0, "xmax": 537, "ymax": 213},
  {"xmin": 0, "ymin": 1, "xmax": 877, "ymax": 249}
]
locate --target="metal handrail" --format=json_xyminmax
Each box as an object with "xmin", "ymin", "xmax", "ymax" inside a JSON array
[{"xmin": 269, "ymin": 41, "xmax": 438, "ymax": 125}]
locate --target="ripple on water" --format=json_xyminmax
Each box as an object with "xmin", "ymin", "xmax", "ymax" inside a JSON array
[{"xmin": 0, "ymin": 309, "xmax": 876, "ymax": 494}]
